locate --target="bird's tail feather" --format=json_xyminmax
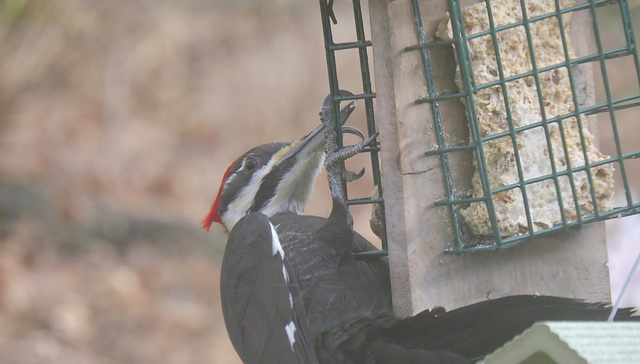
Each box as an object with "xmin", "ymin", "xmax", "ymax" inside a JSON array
[{"xmin": 317, "ymin": 295, "xmax": 638, "ymax": 363}]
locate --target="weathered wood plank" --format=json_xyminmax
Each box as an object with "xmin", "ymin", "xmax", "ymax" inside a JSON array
[{"xmin": 369, "ymin": 0, "xmax": 610, "ymax": 316}]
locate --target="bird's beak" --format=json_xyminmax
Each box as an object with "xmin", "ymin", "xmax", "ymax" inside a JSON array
[{"xmin": 279, "ymin": 100, "xmax": 356, "ymax": 165}]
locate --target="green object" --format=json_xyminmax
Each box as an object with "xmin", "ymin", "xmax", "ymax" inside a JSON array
[
  {"xmin": 410, "ymin": 0, "xmax": 640, "ymax": 253},
  {"xmin": 319, "ymin": 0, "xmax": 388, "ymax": 257},
  {"xmin": 318, "ymin": 0, "xmax": 640, "ymax": 255}
]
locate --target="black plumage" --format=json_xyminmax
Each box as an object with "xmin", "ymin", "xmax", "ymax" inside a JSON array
[
  {"xmin": 210, "ymin": 93, "xmax": 638, "ymax": 364},
  {"xmin": 269, "ymin": 210, "xmax": 391, "ymax": 340},
  {"xmin": 221, "ymin": 212, "xmax": 318, "ymax": 364},
  {"xmin": 224, "ymin": 208, "xmax": 638, "ymax": 364},
  {"xmin": 316, "ymin": 295, "xmax": 638, "ymax": 363}
]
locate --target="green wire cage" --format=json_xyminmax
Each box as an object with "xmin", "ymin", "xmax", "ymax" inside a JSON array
[
  {"xmin": 319, "ymin": 0, "xmax": 388, "ymax": 257},
  {"xmin": 320, "ymin": 0, "xmax": 640, "ymax": 255}
]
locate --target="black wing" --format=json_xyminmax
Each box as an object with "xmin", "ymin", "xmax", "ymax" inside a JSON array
[
  {"xmin": 220, "ymin": 212, "xmax": 318, "ymax": 364},
  {"xmin": 317, "ymin": 295, "xmax": 638, "ymax": 363},
  {"xmin": 374, "ymin": 295, "xmax": 638, "ymax": 362},
  {"xmin": 269, "ymin": 212, "xmax": 392, "ymax": 339}
]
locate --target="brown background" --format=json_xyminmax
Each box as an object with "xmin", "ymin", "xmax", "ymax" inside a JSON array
[{"xmin": 0, "ymin": 1, "xmax": 638, "ymax": 363}]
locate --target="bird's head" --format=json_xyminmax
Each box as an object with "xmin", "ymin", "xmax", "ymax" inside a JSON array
[
  {"xmin": 203, "ymin": 123, "xmax": 330, "ymax": 232},
  {"xmin": 203, "ymin": 92, "xmax": 356, "ymax": 232}
]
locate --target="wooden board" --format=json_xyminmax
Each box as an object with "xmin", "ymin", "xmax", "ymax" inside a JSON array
[{"xmin": 369, "ymin": 0, "xmax": 611, "ymax": 317}]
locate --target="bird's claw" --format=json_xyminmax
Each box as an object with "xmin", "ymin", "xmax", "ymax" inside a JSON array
[
  {"xmin": 338, "ymin": 130, "xmax": 379, "ymax": 182},
  {"xmin": 341, "ymin": 126, "xmax": 365, "ymax": 141},
  {"xmin": 339, "ymin": 126, "xmax": 367, "ymax": 182},
  {"xmin": 325, "ymin": 131, "xmax": 379, "ymax": 166},
  {"xmin": 339, "ymin": 103, "xmax": 356, "ymax": 126},
  {"xmin": 320, "ymin": 91, "xmax": 378, "ymax": 169},
  {"xmin": 322, "ymin": 90, "xmax": 354, "ymax": 110},
  {"xmin": 343, "ymin": 168, "xmax": 365, "ymax": 182}
]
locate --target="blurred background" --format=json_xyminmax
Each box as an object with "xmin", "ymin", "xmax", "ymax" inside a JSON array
[{"xmin": 0, "ymin": 0, "xmax": 638, "ymax": 363}]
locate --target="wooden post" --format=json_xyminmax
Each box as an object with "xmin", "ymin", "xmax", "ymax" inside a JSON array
[{"xmin": 369, "ymin": 0, "xmax": 611, "ymax": 317}]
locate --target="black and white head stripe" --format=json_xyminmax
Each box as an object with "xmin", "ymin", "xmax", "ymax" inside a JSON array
[
  {"xmin": 217, "ymin": 142, "xmax": 289, "ymax": 229},
  {"xmin": 251, "ymin": 155, "xmax": 299, "ymax": 213},
  {"xmin": 218, "ymin": 136, "xmax": 325, "ymax": 230}
]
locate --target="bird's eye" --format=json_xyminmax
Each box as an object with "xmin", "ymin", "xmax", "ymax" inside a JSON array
[{"xmin": 244, "ymin": 157, "xmax": 257, "ymax": 171}]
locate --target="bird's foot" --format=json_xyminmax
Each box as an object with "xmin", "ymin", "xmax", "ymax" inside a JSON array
[
  {"xmin": 338, "ymin": 126, "xmax": 374, "ymax": 182},
  {"xmin": 319, "ymin": 91, "xmax": 378, "ymax": 227},
  {"xmin": 327, "ymin": 131, "xmax": 378, "ymax": 182}
]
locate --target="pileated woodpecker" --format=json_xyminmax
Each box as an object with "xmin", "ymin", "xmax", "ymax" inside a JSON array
[
  {"xmin": 204, "ymin": 92, "xmax": 391, "ymax": 363},
  {"xmin": 205, "ymin": 93, "xmax": 638, "ymax": 363}
]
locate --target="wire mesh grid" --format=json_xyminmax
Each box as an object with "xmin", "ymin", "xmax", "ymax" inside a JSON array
[
  {"xmin": 408, "ymin": 0, "xmax": 640, "ymax": 253},
  {"xmin": 318, "ymin": 0, "xmax": 388, "ymax": 257}
]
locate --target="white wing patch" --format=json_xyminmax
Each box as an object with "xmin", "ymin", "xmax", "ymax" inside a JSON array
[
  {"xmin": 269, "ymin": 222, "xmax": 285, "ymax": 259},
  {"xmin": 269, "ymin": 222, "xmax": 297, "ymax": 351},
  {"xmin": 285, "ymin": 321, "xmax": 296, "ymax": 351},
  {"xmin": 270, "ymin": 223, "xmax": 291, "ymax": 307}
]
